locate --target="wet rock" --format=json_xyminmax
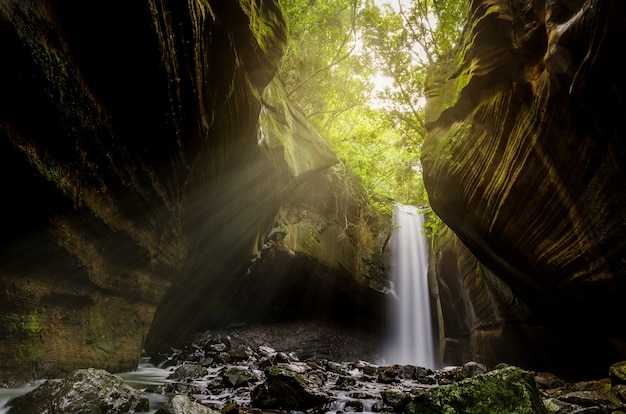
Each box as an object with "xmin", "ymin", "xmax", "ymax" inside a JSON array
[
  {"xmin": 610, "ymin": 361, "xmax": 626, "ymax": 385},
  {"xmin": 569, "ymin": 379, "xmax": 612, "ymax": 393},
  {"xmin": 377, "ymin": 367, "xmax": 401, "ymax": 384},
  {"xmin": 228, "ymin": 345, "xmax": 252, "ymax": 362},
  {"xmin": 199, "ymin": 356, "xmax": 215, "ymax": 367},
  {"xmin": 276, "ymin": 351, "xmax": 299, "ymax": 363},
  {"xmin": 557, "ymin": 390, "xmax": 623, "ymax": 411},
  {"xmin": 257, "ymin": 346, "xmax": 277, "ymax": 359},
  {"xmin": 335, "ymin": 375, "xmax": 358, "ymax": 389},
  {"xmin": 307, "ymin": 369, "xmax": 328, "ymax": 386},
  {"xmin": 408, "ymin": 366, "xmax": 547, "ymax": 414},
  {"xmin": 613, "ymin": 384, "xmax": 626, "ymax": 404},
  {"xmin": 569, "ymin": 408, "xmax": 614, "ymax": 414},
  {"xmin": 168, "ymin": 363, "xmax": 208, "ymax": 380},
  {"xmin": 251, "ymin": 366, "xmax": 330, "ymax": 410},
  {"xmin": 147, "ymin": 325, "xmax": 626, "ymax": 414},
  {"xmin": 462, "ymin": 361, "xmax": 488, "ymax": 377},
  {"xmin": 207, "ymin": 343, "xmax": 228, "ymax": 355},
  {"xmin": 543, "ymin": 397, "xmax": 581, "ymax": 413},
  {"xmin": 220, "ymin": 402, "xmax": 239, "ymax": 414},
  {"xmin": 280, "ymin": 362, "xmax": 312, "ymax": 374},
  {"xmin": 182, "ymin": 344, "xmax": 206, "ymax": 361},
  {"xmin": 156, "ymin": 395, "xmax": 218, "ymax": 414},
  {"xmin": 216, "ymin": 353, "xmax": 232, "ymax": 364},
  {"xmin": 327, "ymin": 360, "xmax": 348, "ymax": 374},
  {"xmin": 381, "ymin": 389, "xmax": 412, "ymax": 411},
  {"xmin": 222, "ymin": 367, "xmax": 258, "ymax": 388},
  {"xmin": 434, "ymin": 362, "xmax": 486, "ymax": 384},
  {"xmin": 158, "ymin": 382, "xmax": 207, "ymax": 396},
  {"xmin": 344, "ymin": 399, "xmax": 364, "ymax": 412},
  {"xmin": 536, "ymin": 371, "xmax": 566, "ymax": 390},
  {"xmin": 353, "ymin": 360, "xmax": 379, "ymax": 377},
  {"xmin": 7, "ymin": 368, "xmax": 149, "ymax": 414}
]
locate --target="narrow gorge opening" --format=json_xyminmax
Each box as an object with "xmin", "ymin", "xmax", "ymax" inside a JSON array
[{"xmin": 2, "ymin": 0, "xmax": 625, "ymax": 412}]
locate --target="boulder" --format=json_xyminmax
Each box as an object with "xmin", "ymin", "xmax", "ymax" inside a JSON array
[
  {"xmin": 251, "ymin": 366, "xmax": 330, "ymax": 410},
  {"xmin": 156, "ymin": 395, "xmax": 218, "ymax": 414},
  {"xmin": 381, "ymin": 389, "xmax": 412, "ymax": 412},
  {"xmin": 556, "ymin": 390, "xmax": 623, "ymax": 411},
  {"xmin": 7, "ymin": 368, "xmax": 149, "ymax": 413},
  {"xmin": 610, "ymin": 361, "xmax": 626, "ymax": 385},
  {"xmin": 435, "ymin": 362, "xmax": 488, "ymax": 384},
  {"xmin": 222, "ymin": 366, "xmax": 258, "ymax": 388},
  {"xmin": 168, "ymin": 363, "xmax": 208, "ymax": 380},
  {"xmin": 407, "ymin": 366, "xmax": 546, "ymax": 414}
]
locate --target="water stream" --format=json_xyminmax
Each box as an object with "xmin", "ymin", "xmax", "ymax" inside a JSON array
[
  {"xmin": 384, "ymin": 204, "xmax": 437, "ymax": 369},
  {"xmin": 0, "ymin": 358, "xmax": 172, "ymax": 414}
]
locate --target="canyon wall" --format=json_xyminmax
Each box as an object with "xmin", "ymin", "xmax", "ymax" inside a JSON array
[
  {"xmin": 0, "ymin": 0, "xmax": 386, "ymax": 382},
  {"xmin": 422, "ymin": 0, "xmax": 626, "ymax": 378}
]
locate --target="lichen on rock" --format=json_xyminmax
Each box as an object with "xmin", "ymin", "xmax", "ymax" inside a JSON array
[{"xmin": 407, "ymin": 366, "xmax": 546, "ymax": 414}]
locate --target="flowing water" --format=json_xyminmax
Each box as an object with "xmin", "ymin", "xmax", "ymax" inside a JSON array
[
  {"xmin": 0, "ymin": 358, "xmax": 172, "ymax": 414},
  {"xmin": 384, "ymin": 204, "xmax": 437, "ymax": 369}
]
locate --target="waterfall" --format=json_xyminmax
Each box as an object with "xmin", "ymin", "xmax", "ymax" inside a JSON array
[{"xmin": 384, "ymin": 204, "xmax": 437, "ymax": 369}]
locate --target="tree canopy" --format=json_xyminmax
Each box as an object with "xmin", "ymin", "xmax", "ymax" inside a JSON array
[{"xmin": 276, "ymin": 0, "xmax": 468, "ymax": 209}]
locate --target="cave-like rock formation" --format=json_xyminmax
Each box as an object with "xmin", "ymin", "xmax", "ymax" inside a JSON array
[
  {"xmin": 0, "ymin": 0, "xmax": 386, "ymax": 382},
  {"xmin": 422, "ymin": 0, "xmax": 626, "ymax": 378}
]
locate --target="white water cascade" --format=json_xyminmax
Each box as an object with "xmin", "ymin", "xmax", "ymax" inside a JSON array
[{"xmin": 384, "ymin": 204, "xmax": 437, "ymax": 369}]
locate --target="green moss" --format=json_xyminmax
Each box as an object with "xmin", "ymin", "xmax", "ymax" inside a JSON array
[
  {"xmin": 240, "ymin": 0, "xmax": 287, "ymax": 59},
  {"xmin": 259, "ymin": 78, "xmax": 339, "ymax": 177},
  {"xmin": 5, "ymin": 312, "xmax": 43, "ymax": 338},
  {"xmin": 1, "ymin": 311, "xmax": 45, "ymax": 379},
  {"xmin": 407, "ymin": 366, "xmax": 547, "ymax": 414}
]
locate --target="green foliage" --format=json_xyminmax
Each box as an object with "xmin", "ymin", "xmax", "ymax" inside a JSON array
[{"xmin": 277, "ymin": 0, "xmax": 468, "ymax": 209}]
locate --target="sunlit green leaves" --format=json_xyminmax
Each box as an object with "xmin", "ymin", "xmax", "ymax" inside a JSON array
[{"xmin": 276, "ymin": 0, "xmax": 467, "ymax": 207}]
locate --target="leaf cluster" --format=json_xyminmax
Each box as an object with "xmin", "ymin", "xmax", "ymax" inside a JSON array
[{"xmin": 276, "ymin": 0, "xmax": 467, "ymax": 208}]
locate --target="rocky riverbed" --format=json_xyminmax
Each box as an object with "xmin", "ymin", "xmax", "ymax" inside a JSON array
[{"xmin": 3, "ymin": 321, "xmax": 626, "ymax": 413}]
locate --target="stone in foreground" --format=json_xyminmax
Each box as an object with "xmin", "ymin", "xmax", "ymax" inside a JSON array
[
  {"xmin": 7, "ymin": 368, "xmax": 149, "ymax": 413},
  {"xmin": 407, "ymin": 366, "xmax": 547, "ymax": 414},
  {"xmin": 251, "ymin": 366, "xmax": 330, "ymax": 410},
  {"xmin": 156, "ymin": 395, "xmax": 219, "ymax": 414}
]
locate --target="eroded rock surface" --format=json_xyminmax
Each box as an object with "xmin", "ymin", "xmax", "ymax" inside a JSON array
[
  {"xmin": 0, "ymin": 0, "xmax": 386, "ymax": 382},
  {"xmin": 0, "ymin": 0, "xmax": 288, "ymax": 382},
  {"xmin": 422, "ymin": 0, "xmax": 626, "ymax": 377}
]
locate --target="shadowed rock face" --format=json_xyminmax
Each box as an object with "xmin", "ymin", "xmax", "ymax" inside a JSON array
[
  {"xmin": 0, "ymin": 0, "xmax": 386, "ymax": 382},
  {"xmin": 0, "ymin": 0, "xmax": 293, "ymax": 381},
  {"xmin": 422, "ymin": 0, "xmax": 626, "ymax": 378}
]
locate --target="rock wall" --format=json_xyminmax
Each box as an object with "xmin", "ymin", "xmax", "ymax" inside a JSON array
[
  {"xmin": 0, "ymin": 0, "xmax": 386, "ymax": 382},
  {"xmin": 429, "ymin": 223, "xmax": 578, "ymax": 374},
  {"xmin": 422, "ymin": 0, "xmax": 626, "ymax": 378}
]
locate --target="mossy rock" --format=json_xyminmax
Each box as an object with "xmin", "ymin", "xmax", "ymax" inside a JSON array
[
  {"xmin": 610, "ymin": 361, "xmax": 626, "ymax": 385},
  {"xmin": 251, "ymin": 366, "xmax": 329, "ymax": 410},
  {"xmin": 407, "ymin": 366, "xmax": 547, "ymax": 414},
  {"xmin": 156, "ymin": 395, "xmax": 218, "ymax": 414},
  {"xmin": 222, "ymin": 366, "xmax": 258, "ymax": 388}
]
